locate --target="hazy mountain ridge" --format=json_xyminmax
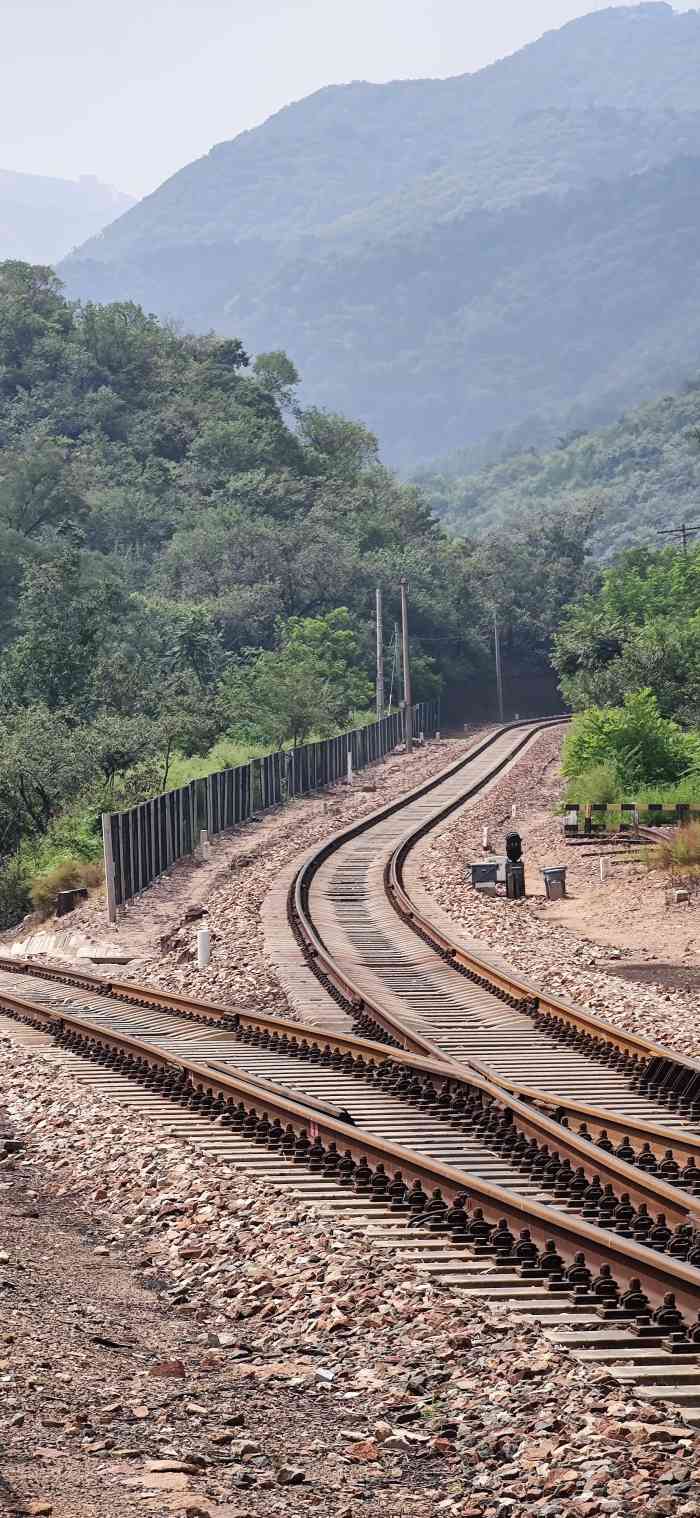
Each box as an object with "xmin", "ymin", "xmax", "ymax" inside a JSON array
[
  {"xmin": 0, "ymin": 168, "xmax": 135, "ymax": 266},
  {"xmin": 60, "ymin": 4, "xmax": 700, "ymax": 464}
]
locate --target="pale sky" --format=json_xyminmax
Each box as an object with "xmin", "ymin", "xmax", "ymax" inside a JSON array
[{"xmin": 1, "ymin": 1, "xmax": 696, "ymax": 197}]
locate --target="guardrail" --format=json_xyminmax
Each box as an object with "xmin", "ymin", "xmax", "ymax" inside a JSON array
[{"xmin": 102, "ymin": 700, "xmax": 440, "ymax": 921}]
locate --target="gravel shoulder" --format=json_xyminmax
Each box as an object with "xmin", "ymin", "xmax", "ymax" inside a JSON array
[
  {"xmin": 6, "ymin": 737, "xmax": 479, "ymax": 1017},
  {"xmin": 6, "ymin": 725, "xmax": 700, "ymax": 1517},
  {"xmin": 3, "ymin": 1029, "xmax": 699, "ymax": 1518}
]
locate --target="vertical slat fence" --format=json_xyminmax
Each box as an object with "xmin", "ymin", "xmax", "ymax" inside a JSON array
[{"xmin": 103, "ymin": 700, "xmax": 439, "ymax": 919}]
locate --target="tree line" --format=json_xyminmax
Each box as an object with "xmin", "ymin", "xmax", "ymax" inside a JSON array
[{"xmin": 0, "ymin": 261, "xmax": 590, "ymax": 924}]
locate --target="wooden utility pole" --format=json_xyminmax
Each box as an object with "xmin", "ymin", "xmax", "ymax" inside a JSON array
[
  {"xmin": 375, "ymin": 587, "xmax": 384, "ymax": 718},
  {"xmin": 494, "ymin": 611, "xmax": 505, "ymax": 724},
  {"xmin": 400, "ymin": 576, "xmax": 413, "ymax": 751}
]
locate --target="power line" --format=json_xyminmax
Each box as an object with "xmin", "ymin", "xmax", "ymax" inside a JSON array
[{"xmin": 657, "ymin": 521, "xmax": 700, "ymax": 555}]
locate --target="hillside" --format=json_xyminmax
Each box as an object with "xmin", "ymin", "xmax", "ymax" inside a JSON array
[
  {"xmin": 419, "ymin": 381, "xmax": 700, "ymax": 560},
  {"xmin": 60, "ymin": 4, "xmax": 700, "ymax": 466},
  {"xmin": 0, "ymin": 169, "xmax": 135, "ymax": 265}
]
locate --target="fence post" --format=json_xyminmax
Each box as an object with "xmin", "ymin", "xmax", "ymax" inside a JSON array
[
  {"xmin": 251, "ymin": 758, "xmax": 263, "ymax": 811},
  {"xmin": 136, "ymin": 805, "xmax": 143, "ymax": 895},
  {"xmin": 117, "ymin": 813, "xmax": 127, "ymax": 907},
  {"xmin": 101, "ymin": 813, "xmax": 118, "ymax": 925}
]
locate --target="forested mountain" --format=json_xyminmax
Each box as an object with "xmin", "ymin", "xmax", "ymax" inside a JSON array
[
  {"xmin": 419, "ymin": 381, "xmax": 700, "ymax": 561},
  {"xmin": 0, "ymin": 261, "xmax": 589, "ymax": 923},
  {"xmin": 61, "ymin": 4, "xmax": 700, "ymax": 465},
  {"xmin": 0, "ymin": 169, "xmax": 135, "ymax": 265}
]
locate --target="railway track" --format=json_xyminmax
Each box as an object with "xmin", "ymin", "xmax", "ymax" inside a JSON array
[
  {"xmin": 4, "ymin": 720, "xmax": 700, "ymax": 1418},
  {"xmin": 292, "ymin": 720, "xmax": 700, "ymax": 1130}
]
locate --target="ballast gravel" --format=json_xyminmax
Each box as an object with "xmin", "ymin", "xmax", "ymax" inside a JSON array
[
  {"xmin": 418, "ymin": 728, "xmax": 700, "ymax": 1059},
  {"xmin": 114, "ymin": 736, "xmax": 477, "ymax": 1012},
  {"xmin": 2, "ymin": 1030, "xmax": 699, "ymax": 1518}
]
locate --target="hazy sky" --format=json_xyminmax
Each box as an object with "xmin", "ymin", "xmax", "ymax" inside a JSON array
[{"xmin": 1, "ymin": 1, "xmax": 696, "ymax": 197}]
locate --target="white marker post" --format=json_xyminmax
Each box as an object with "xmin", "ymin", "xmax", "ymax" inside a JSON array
[
  {"xmin": 347, "ymin": 748, "xmax": 353, "ymax": 786},
  {"xmin": 197, "ymin": 924, "xmax": 210, "ymax": 969}
]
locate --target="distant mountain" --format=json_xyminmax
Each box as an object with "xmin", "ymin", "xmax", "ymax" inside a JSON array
[
  {"xmin": 419, "ymin": 379, "xmax": 700, "ymax": 561},
  {"xmin": 60, "ymin": 4, "xmax": 700, "ymax": 465},
  {"xmin": 0, "ymin": 170, "xmax": 135, "ymax": 266}
]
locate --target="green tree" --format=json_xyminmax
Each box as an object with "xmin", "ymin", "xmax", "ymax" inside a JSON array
[
  {"xmin": 223, "ymin": 609, "xmax": 373, "ymax": 748},
  {"xmin": 552, "ymin": 543, "xmax": 700, "ymax": 721},
  {"xmin": 2, "ymin": 551, "xmax": 127, "ymax": 711},
  {"xmin": 0, "ymin": 445, "xmax": 87, "ymax": 538},
  {"xmin": 0, "ymin": 706, "xmax": 96, "ymax": 852},
  {"xmin": 253, "ymin": 350, "xmax": 300, "ymax": 413},
  {"xmin": 561, "ymin": 690, "xmax": 700, "ymax": 790}
]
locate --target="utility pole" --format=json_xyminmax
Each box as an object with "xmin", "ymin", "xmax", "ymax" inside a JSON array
[
  {"xmin": 657, "ymin": 521, "xmax": 700, "ymax": 556},
  {"xmin": 494, "ymin": 611, "xmax": 505, "ymax": 725},
  {"xmin": 375, "ymin": 587, "xmax": 384, "ymax": 718},
  {"xmin": 400, "ymin": 576, "xmax": 413, "ymax": 752}
]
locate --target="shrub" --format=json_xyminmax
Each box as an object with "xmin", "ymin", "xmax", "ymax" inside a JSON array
[
  {"xmin": 0, "ymin": 854, "xmax": 31, "ymax": 931},
  {"xmin": 30, "ymin": 857, "xmax": 104, "ymax": 919},
  {"xmin": 562, "ymin": 689, "xmax": 700, "ymax": 790},
  {"xmin": 564, "ymin": 762, "xmax": 621, "ymax": 806},
  {"xmin": 648, "ymin": 820, "xmax": 700, "ymax": 876}
]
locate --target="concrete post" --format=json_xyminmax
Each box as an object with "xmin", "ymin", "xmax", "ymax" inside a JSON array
[
  {"xmin": 197, "ymin": 924, "xmax": 210, "ymax": 969},
  {"xmin": 101, "ymin": 813, "xmax": 117, "ymax": 925}
]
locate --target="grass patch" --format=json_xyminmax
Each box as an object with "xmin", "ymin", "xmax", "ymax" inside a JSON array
[
  {"xmin": 166, "ymin": 738, "xmax": 268, "ymax": 788},
  {"xmin": 647, "ymin": 820, "xmax": 700, "ymax": 877},
  {"xmin": 166, "ymin": 709, "xmax": 387, "ymax": 789},
  {"xmin": 563, "ymin": 763, "xmax": 620, "ymax": 807},
  {"xmin": 30, "ymin": 857, "xmax": 104, "ymax": 919}
]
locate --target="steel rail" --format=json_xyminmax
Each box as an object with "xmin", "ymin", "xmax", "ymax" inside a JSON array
[
  {"xmin": 388, "ymin": 796, "xmax": 700, "ymax": 1115},
  {"xmin": 291, "ymin": 718, "xmax": 567, "ymax": 1057},
  {"xmin": 279, "ymin": 715, "xmax": 699, "ymax": 1120},
  {"xmin": 4, "ymin": 982, "xmax": 700, "ymax": 1323}
]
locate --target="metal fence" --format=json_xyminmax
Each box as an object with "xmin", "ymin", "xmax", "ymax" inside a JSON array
[{"xmin": 102, "ymin": 700, "xmax": 439, "ymax": 920}]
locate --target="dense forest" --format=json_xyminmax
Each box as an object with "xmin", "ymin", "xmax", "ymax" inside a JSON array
[
  {"xmin": 420, "ymin": 381, "xmax": 700, "ymax": 560},
  {"xmin": 60, "ymin": 4, "xmax": 700, "ymax": 465},
  {"xmin": 0, "ymin": 261, "xmax": 588, "ymax": 926}
]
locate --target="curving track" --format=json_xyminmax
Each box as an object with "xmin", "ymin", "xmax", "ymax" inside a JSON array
[{"xmin": 5, "ymin": 721, "xmax": 700, "ymax": 1418}]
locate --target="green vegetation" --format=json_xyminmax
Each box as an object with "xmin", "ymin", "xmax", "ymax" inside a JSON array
[
  {"xmin": 1, "ymin": 260, "xmax": 532, "ymax": 926},
  {"xmin": 422, "ymin": 382, "xmax": 700, "ymax": 561},
  {"xmin": 555, "ymin": 544, "xmax": 700, "ymax": 806},
  {"xmin": 562, "ymin": 690, "xmax": 700, "ymax": 794},
  {"xmin": 552, "ymin": 544, "xmax": 700, "ymax": 722},
  {"xmin": 222, "ymin": 611, "xmax": 373, "ymax": 750},
  {"xmin": 59, "ymin": 6, "xmax": 700, "ymax": 466},
  {"xmin": 649, "ymin": 820, "xmax": 700, "ymax": 878}
]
